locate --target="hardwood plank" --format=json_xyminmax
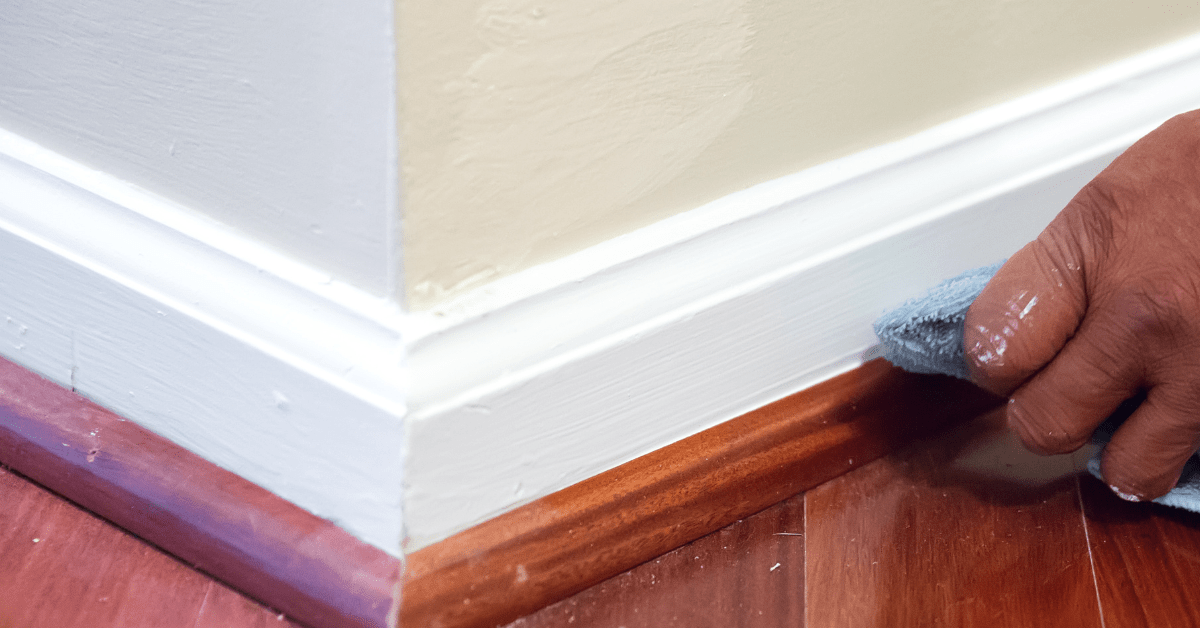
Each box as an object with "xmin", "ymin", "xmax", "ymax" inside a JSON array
[
  {"xmin": 1079, "ymin": 474, "xmax": 1200, "ymax": 627},
  {"xmin": 0, "ymin": 356, "xmax": 399, "ymax": 628},
  {"xmin": 505, "ymin": 494, "xmax": 805, "ymax": 628},
  {"xmin": 403, "ymin": 360, "xmax": 1001, "ymax": 628},
  {"xmin": 805, "ymin": 407, "xmax": 1101, "ymax": 628},
  {"xmin": 194, "ymin": 581, "xmax": 302, "ymax": 628},
  {"xmin": 0, "ymin": 465, "xmax": 207, "ymax": 627},
  {"xmin": 0, "ymin": 463, "xmax": 302, "ymax": 628}
]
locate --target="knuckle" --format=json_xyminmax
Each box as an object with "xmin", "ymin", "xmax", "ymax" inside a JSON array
[
  {"xmin": 1009, "ymin": 401, "xmax": 1091, "ymax": 455},
  {"xmin": 1024, "ymin": 425, "xmax": 1090, "ymax": 455},
  {"xmin": 1156, "ymin": 387, "xmax": 1200, "ymax": 432},
  {"xmin": 1160, "ymin": 110, "xmax": 1200, "ymax": 140},
  {"xmin": 1109, "ymin": 277, "xmax": 1200, "ymax": 352},
  {"xmin": 1056, "ymin": 182, "xmax": 1119, "ymax": 264},
  {"xmin": 1068, "ymin": 328, "xmax": 1140, "ymax": 387}
]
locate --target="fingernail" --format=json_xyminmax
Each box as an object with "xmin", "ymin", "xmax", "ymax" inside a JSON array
[{"xmin": 1109, "ymin": 485, "xmax": 1142, "ymax": 502}]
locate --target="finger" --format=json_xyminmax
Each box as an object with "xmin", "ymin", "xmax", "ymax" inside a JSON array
[
  {"xmin": 1100, "ymin": 383, "xmax": 1200, "ymax": 502},
  {"xmin": 963, "ymin": 209, "xmax": 1093, "ymax": 396},
  {"xmin": 1006, "ymin": 302, "xmax": 1142, "ymax": 455}
]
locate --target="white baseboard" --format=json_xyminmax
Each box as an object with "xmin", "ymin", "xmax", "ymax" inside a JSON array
[
  {"xmin": 402, "ymin": 32, "xmax": 1200, "ymax": 549},
  {"xmin": 8, "ymin": 31, "xmax": 1200, "ymax": 557},
  {"xmin": 0, "ymin": 131, "xmax": 407, "ymax": 555}
]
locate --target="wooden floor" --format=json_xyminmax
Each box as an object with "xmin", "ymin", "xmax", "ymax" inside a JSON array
[
  {"xmin": 8, "ymin": 405, "xmax": 1200, "ymax": 627},
  {"xmin": 507, "ymin": 407, "xmax": 1200, "ymax": 628},
  {"xmin": 0, "ymin": 464, "xmax": 298, "ymax": 628}
]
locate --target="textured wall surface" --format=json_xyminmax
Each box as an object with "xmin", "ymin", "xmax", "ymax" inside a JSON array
[
  {"xmin": 399, "ymin": 0, "xmax": 1200, "ymax": 309},
  {"xmin": 0, "ymin": 0, "xmax": 399, "ymax": 297}
]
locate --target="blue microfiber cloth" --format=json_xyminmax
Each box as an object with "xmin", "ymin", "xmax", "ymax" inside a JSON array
[
  {"xmin": 874, "ymin": 261, "xmax": 1200, "ymax": 510},
  {"xmin": 872, "ymin": 261, "xmax": 1005, "ymax": 380}
]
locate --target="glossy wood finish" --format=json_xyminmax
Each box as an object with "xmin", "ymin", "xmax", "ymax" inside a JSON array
[
  {"xmin": 402, "ymin": 360, "xmax": 1002, "ymax": 628},
  {"xmin": 0, "ymin": 464, "xmax": 299, "ymax": 627},
  {"xmin": 1080, "ymin": 475, "xmax": 1200, "ymax": 627},
  {"xmin": 17, "ymin": 349, "xmax": 1200, "ymax": 628},
  {"xmin": 509, "ymin": 404, "xmax": 1200, "ymax": 628},
  {"xmin": 507, "ymin": 494, "xmax": 806, "ymax": 628},
  {"xmin": 806, "ymin": 407, "xmax": 1101, "ymax": 627},
  {"xmin": 0, "ymin": 356, "xmax": 400, "ymax": 628},
  {"xmin": 452, "ymin": 382, "xmax": 1200, "ymax": 628}
]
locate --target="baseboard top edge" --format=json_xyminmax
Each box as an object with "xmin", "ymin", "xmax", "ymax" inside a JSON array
[
  {"xmin": 0, "ymin": 129, "xmax": 408, "ymax": 413},
  {"xmin": 403, "ymin": 32, "xmax": 1200, "ymax": 416},
  {"xmin": 406, "ymin": 30, "xmax": 1200, "ymax": 334}
]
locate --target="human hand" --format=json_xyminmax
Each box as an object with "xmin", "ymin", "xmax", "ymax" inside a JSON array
[{"xmin": 963, "ymin": 110, "xmax": 1200, "ymax": 502}]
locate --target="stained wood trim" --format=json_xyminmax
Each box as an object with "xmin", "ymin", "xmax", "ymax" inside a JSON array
[
  {"xmin": 401, "ymin": 359, "xmax": 1003, "ymax": 628},
  {"xmin": 0, "ymin": 356, "xmax": 401, "ymax": 628}
]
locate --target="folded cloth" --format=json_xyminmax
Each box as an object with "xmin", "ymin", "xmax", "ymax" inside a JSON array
[
  {"xmin": 874, "ymin": 261, "xmax": 1200, "ymax": 510},
  {"xmin": 872, "ymin": 261, "xmax": 1005, "ymax": 380}
]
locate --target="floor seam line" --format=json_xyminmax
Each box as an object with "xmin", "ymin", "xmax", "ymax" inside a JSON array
[
  {"xmin": 803, "ymin": 490, "xmax": 809, "ymax": 628},
  {"xmin": 1077, "ymin": 475, "xmax": 1106, "ymax": 628},
  {"xmin": 190, "ymin": 580, "xmax": 216, "ymax": 628}
]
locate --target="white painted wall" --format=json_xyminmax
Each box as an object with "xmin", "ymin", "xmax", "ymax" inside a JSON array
[
  {"xmin": 0, "ymin": 1, "xmax": 406, "ymax": 554},
  {"xmin": 0, "ymin": 0, "xmax": 400, "ymax": 297}
]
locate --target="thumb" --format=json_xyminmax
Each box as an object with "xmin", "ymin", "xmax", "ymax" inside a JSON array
[{"xmin": 963, "ymin": 203, "xmax": 1096, "ymax": 396}]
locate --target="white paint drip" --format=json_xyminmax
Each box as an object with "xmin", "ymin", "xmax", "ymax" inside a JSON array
[
  {"xmin": 1019, "ymin": 294, "xmax": 1039, "ymax": 319},
  {"xmin": 1110, "ymin": 485, "xmax": 1142, "ymax": 502}
]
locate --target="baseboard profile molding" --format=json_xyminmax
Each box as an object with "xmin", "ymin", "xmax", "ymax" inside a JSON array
[
  {"xmin": 402, "ymin": 33, "xmax": 1200, "ymax": 548},
  {"xmin": 0, "ymin": 356, "xmax": 401, "ymax": 628},
  {"xmin": 401, "ymin": 359, "xmax": 1003, "ymax": 628},
  {"xmin": 0, "ymin": 126, "xmax": 406, "ymax": 553}
]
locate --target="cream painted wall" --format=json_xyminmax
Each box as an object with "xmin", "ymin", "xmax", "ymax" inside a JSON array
[{"xmin": 398, "ymin": 0, "xmax": 1200, "ymax": 310}]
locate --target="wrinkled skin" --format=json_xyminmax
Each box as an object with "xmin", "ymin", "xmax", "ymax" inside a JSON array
[{"xmin": 964, "ymin": 109, "xmax": 1200, "ymax": 503}]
